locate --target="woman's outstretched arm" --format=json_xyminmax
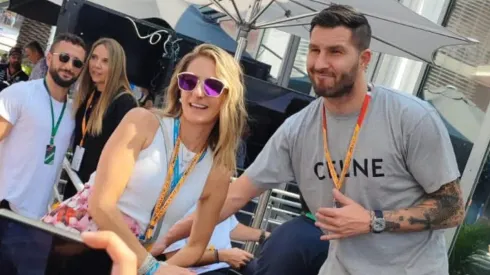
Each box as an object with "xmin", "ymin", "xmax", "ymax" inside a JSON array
[
  {"xmin": 165, "ymin": 165, "xmax": 232, "ymax": 267},
  {"xmin": 88, "ymin": 108, "xmax": 158, "ymax": 267}
]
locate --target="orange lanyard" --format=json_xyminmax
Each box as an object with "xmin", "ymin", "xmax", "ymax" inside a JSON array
[
  {"xmin": 322, "ymin": 93, "xmax": 371, "ymax": 190},
  {"xmin": 80, "ymin": 92, "xmax": 95, "ymax": 147},
  {"xmin": 143, "ymin": 133, "xmax": 206, "ymax": 245}
]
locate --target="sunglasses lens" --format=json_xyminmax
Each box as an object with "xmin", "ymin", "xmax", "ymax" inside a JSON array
[
  {"xmin": 203, "ymin": 78, "xmax": 224, "ymax": 97},
  {"xmin": 59, "ymin": 53, "xmax": 70, "ymax": 63},
  {"xmin": 178, "ymin": 73, "xmax": 198, "ymax": 91},
  {"xmin": 73, "ymin": 59, "xmax": 84, "ymax": 69}
]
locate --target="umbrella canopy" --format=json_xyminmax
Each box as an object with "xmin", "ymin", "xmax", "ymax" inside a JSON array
[
  {"xmin": 9, "ymin": 0, "xmax": 476, "ymax": 62},
  {"xmin": 183, "ymin": 0, "xmax": 476, "ymax": 61},
  {"xmin": 8, "ymin": 0, "xmax": 62, "ymax": 26}
]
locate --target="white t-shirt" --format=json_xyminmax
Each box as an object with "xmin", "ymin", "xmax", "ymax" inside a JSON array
[
  {"xmin": 0, "ymin": 79, "xmax": 74, "ymax": 219},
  {"xmin": 165, "ymin": 205, "xmax": 239, "ymax": 274}
]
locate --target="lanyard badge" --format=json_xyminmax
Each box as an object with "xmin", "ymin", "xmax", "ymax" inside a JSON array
[
  {"xmin": 141, "ymin": 118, "xmax": 207, "ymax": 248},
  {"xmin": 322, "ymin": 93, "xmax": 371, "ymax": 207},
  {"xmin": 43, "ymin": 79, "xmax": 67, "ymax": 165},
  {"xmin": 71, "ymin": 92, "xmax": 95, "ymax": 171}
]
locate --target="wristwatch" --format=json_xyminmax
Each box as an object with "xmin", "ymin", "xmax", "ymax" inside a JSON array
[
  {"xmin": 258, "ymin": 230, "xmax": 266, "ymax": 244},
  {"xmin": 371, "ymin": 210, "xmax": 386, "ymax": 234}
]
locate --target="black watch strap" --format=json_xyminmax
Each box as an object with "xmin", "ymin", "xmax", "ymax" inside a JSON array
[
  {"xmin": 374, "ymin": 210, "xmax": 383, "ymax": 219},
  {"xmin": 258, "ymin": 230, "xmax": 266, "ymax": 244}
]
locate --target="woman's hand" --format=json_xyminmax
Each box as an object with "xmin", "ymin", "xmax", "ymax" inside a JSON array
[
  {"xmin": 81, "ymin": 231, "xmax": 137, "ymax": 275},
  {"xmin": 156, "ymin": 264, "xmax": 196, "ymax": 275}
]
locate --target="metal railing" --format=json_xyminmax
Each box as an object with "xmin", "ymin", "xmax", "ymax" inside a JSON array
[
  {"xmin": 50, "ymin": 157, "xmax": 84, "ymax": 211},
  {"xmin": 241, "ymin": 186, "xmax": 302, "ymax": 253}
]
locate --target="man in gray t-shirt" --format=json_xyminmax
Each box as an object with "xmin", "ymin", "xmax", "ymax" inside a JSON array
[{"xmin": 159, "ymin": 4, "xmax": 465, "ymax": 275}]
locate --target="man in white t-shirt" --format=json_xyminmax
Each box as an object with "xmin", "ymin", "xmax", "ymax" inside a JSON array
[
  {"xmin": 164, "ymin": 204, "xmax": 269, "ymax": 275},
  {"xmin": 0, "ymin": 33, "xmax": 87, "ymax": 219}
]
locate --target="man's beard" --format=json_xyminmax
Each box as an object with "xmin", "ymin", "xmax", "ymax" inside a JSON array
[
  {"xmin": 10, "ymin": 62, "xmax": 21, "ymax": 71},
  {"xmin": 49, "ymin": 67, "xmax": 78, "ymax": 88},
  {"xmin": 310, "ymin": 63, "xmax": 358, "ymax": 98}
]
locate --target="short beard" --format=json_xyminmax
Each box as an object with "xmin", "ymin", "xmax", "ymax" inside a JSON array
[
  {"xmin": 10, "ymin": 62, "xmax": 21, "ymax": 71},
  {"xmin": 49, "ymin": 68, "xmax": 78, "ymax": 88},
  {"xmin": 311, "ymin": 64, "xmax": 358, "ymax": 98}
]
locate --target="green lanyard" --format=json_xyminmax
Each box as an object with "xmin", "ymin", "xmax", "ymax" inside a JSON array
[
  {"xmin": 305, "ymin": 212, "xmax": 317, "ymax": 222},
  {"xmin": 43, "ymin": 79, "xmax": 67, "ymax": 145}
]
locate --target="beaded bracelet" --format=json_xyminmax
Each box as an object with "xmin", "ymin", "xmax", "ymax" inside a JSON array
[
  {"xmin": 138, "ymin": 253, "xmax": 158, "ymax": 275},
  {"xmin": 146, "ymin": 261, "xmax": 160, "ymax": 275}
]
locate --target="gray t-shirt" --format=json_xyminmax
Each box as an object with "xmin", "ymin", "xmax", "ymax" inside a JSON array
[{"xmin": 245, "ymin": 86, "xmax": 459, "ymax": 275}]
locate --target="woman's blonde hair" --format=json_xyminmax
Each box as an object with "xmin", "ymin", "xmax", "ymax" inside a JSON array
[
  {"xmin": 160, "ymin": 44, "xmax": 247, "ymax": 173},
  {"xmin": 72, "ymin": 38, "xmax": 132, "ymax": 136}
]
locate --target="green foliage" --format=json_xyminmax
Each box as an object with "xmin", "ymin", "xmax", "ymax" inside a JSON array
[{"xmin": 449, "ymin": 221, "xmax": 490, "ymax": 275}]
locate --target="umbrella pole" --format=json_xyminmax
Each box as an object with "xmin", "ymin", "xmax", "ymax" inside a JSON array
[
  {"xmin": 233, "ymin": 0, "xmax": 262, "ymax": 61},
  {"xmin": 234, "ymin": 28, "xmax": 249, "ymax": 61}
]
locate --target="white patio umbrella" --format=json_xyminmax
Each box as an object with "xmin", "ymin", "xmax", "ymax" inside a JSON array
[
  {"xmin": 33, "ymin": 0, "xmax": 476, "ymax": 62},
  {"xmin": 182, "ymin": 0, "xmax": 476, "ymax": 61}
]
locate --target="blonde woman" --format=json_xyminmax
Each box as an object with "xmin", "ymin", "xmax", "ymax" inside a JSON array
[
  {"xmin": 44, "ymin": 44, "xmax": 247, "ymax": 275},
  {"xmin": 65, "ymin": 38, "xmax": 138, "ymax": 199}
]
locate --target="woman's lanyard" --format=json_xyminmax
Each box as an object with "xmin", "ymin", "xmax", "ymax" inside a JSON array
[
  {"xmin": 43, "ymin": 79, "xmax": 67, "ymax": 165},
  {"xmin": 143, "ymin": 118, "xmax": 207, "ymax": 244},
  {"xmin": 71, "ymin": 92, "xmax": 96, "ymax": 171},
  {"xmin": 322, "ymin": 92, "xmax": 371, "ymax": 206},
  {"xmin": 80, "ymin": 92, "xmax": 96, "ymax": 147}
]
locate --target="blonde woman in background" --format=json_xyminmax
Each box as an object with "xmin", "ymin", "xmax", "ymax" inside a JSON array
[
  {"xmin": 64, "ymin": 38, "xmax": 138, "ymax": 199},
  {"xmin": 44, "ymin": 44, "xmax": 247, "ymax": 275}
]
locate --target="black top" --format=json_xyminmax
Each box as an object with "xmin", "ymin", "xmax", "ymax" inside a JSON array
[
  {"xmin": 64, "ymin": 90, "xmax": 137, "ymax": 198},
  {"xmin": 0, "ymin": 63, "xmax": 29, "ymax": 92},
  {"xmin": 137, "ymin": 92, "xmax": 154, "ymax": 106}
]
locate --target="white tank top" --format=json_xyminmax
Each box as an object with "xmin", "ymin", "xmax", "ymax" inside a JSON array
[{"xmin": 88, "ymin": 116, "xmax": 213, "ymax": 241}]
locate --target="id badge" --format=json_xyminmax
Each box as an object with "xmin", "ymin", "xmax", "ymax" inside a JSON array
[
  {"xmin": 71, "ymin": 145, "xmax": 85, "ymax": 171},
  {"xmin": 44, "ymin": 145, "xmax": 56, "ymax": 165}
]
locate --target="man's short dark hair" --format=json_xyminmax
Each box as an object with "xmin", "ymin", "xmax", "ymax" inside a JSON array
[
  {"xmin": 24, "ymin": 40, "xmax": 44, "ymax": 55},
  {"xmin": 50, "ymin": 33, "xmax": 87, "ymax": 53},
  {"xmin": 310, "ymin": 4, "xmax": 372, "ymax": 51}
]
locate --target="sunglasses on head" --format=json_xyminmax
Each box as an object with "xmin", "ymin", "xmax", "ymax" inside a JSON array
[
  {"xmin": 177, "ymin": 72, "xmax": 225, "ymax": 98},
  {"xmin": 53, "ymin": 52, "xmax": 84, "ymax": 69}
]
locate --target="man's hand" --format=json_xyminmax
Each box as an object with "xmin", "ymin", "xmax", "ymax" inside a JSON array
[
  {"xmin": 315, "ymin": 189, "xmax": 371, "ymax": 241},
  {"xmin": 82, "ymin": 231, "xmax": 137, "ymax": 275},
  {"xmin": 220, "ymin": 248, "xmax": 254, "ymax": 269}
]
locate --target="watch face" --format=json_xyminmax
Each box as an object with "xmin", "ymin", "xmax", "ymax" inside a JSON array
[{"xmin": 373, "ymin": 219, "xmax": 386, "ymax": 232}]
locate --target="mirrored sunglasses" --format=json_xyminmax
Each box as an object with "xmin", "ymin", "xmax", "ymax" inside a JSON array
[{"xmin": 177, "ymin": 72, "xmax": 225, "ymax": 97}]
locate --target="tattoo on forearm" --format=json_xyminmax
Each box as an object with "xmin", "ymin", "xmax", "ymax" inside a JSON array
[{"xmin": 384, "ymin": 180, "xmax": 464, "ymax": 232}]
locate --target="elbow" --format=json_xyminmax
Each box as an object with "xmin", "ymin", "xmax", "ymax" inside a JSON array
[
  {"xmin": 453, "ymin": 200, "xmax": 465, "ymax": 226},
  {"xmin": 185, "ymin": 243, "xmax": 208, "ymax": 266},
  {"xmin": 87, "ymin": 195, "xmax": 113, "ymax": 225},
  {"xmin": 445, "ymin": 199, "xmax": 465, "ymax": 229},
  {"xmin": 167, "ymin": 243, "xmax": 207, "ymax": 267}
]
